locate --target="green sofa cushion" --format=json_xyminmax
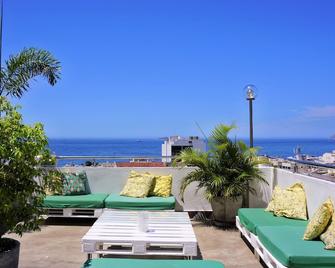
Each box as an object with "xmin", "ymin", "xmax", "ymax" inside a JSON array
[
  {"xmin": 83, "ymin": 259, "xmax": 224, "ymax": 268},
  {"xmin": 43, "ymin": 193, "xmax": 109, "ymax": 208},
  {"xmin": 104, "ymin": 194, "xmax": 175, "ymax": 210},
  {"xmin": 257, "ymin": 226, "xmax": 335, "ymax": 268},
  {"xmin": 238, "ymin": 208, "xmax": 307, "ymax": 235}
]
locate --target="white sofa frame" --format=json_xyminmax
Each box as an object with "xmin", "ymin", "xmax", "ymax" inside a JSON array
[
  {"xmin": 236, "ymin": 216, "xmax": 287, "ymax": 268},
  {"xmin": 45, "ymin": 207, "xmax": 175, "ymax": 218},
  {"xmin": 45, "ymin": 208, "xmax": 103, "ymax": 218}
]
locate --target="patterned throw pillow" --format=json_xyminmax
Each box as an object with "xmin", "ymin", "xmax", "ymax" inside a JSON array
[
  {"xmin": 129, "ymin": 170, "xmax": 151, "ymax": 178},
  {"xmin": 273, "ymin": 183, "xmax": 308, "ymax": 220},
  {"xmin": 320, "ymin": 212, "xmax": 335, "ymax": 249},
  {"xmin": 304, "ymin": 198, "xmax": 333, "ymax": 240},
  {"xmin": 149, "ymin": 175, "xmax": 173, "ymax": 197},
  {"xmin": 120, "ymin": 172, "xmax": 154, "ymax": 198},
  {"xmin": 45, "ymin": 174, "xmax": 63, "ymax": 196},
  {"xmin": 62, "ymin": 171, "xmax": 88, "ymax": 196},
  {"xmin": 265, "ymin": 186, "xmax": 282, "ymax": 212}
]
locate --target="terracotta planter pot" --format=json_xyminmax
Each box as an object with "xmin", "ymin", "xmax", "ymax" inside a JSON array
[
  {"xmin": 210, "ymin": 196, "xmax": 243, "ymax": 226},
  {"xmin": 0, "ymin": 238, "xmax": 20, "ymax": 268}
]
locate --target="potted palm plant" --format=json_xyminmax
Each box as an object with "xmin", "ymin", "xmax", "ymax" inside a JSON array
[{"xmin": 174, "ymin": 124, "xmax": 266, "ymax": 225}]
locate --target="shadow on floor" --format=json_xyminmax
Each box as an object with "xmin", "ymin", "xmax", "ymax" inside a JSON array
[{"xmin": 43, "ymin": 217, "xmax": 96, "ymax": 226}]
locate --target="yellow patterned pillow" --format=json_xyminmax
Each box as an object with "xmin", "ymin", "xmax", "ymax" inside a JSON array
[
  {"xmin": 274, "ymin": 183, "xmax": 307, "ymax": 220},
  {"xmin": 304, "ymin": 198, "xmax": 333, "ymax": 240},
  {"xmin": 120, "ymin": 172, "xmax": 154, "ymax": 198},
  {"xmin": 265, "ymin": 186, "xmax": 282, "ymax": 212},
  {"xmin": 320, "ymin": 212, "xmax": 335, "ymax": 249},
  {"xmin": 129, "ymin": 170, "xmax": 151, "ymax": 177},
  {"xmin": 149, "ymin": 175, "xmax": 173, "ymax": 197}
]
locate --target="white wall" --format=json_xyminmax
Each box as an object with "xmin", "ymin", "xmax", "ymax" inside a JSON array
[
  {"xmin": 60, "ymin": 166, "xmax": 335, "ymax": 215},
  {"xmin": 60, "ymin": 167, "xmax": 211, "ymax": 212},
  {"xmin": 273, "ymin": 168, "xmax": 335, "ymax": 217},
  {"xmin": 251, "ymin": 166, "xmax": 335, "ymax": 217},
  {"xmin": 249, "ymin": 166, "xmax": 273, "ymax": 208}
]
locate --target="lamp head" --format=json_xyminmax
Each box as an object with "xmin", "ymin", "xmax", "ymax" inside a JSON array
[{"xmin": 245, "ymin": 84, "xmax": 257, "ymax": 100}]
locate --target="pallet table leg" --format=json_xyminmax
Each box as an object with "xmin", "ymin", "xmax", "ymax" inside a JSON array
[{"xmin": 98, "ymin": 244, "xmax": 103, "ymax": 258}]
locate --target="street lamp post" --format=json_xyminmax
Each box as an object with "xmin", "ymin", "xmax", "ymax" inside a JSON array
[
  {"xmin": 244, "ymin": 84, "xmax": 257, "ymax": 208},
  {"xmin": 245, "ymin": 85, "xmax": 256, "ymax": 148}
]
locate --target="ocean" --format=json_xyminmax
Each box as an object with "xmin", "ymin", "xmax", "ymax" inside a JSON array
[{"xmin": 48, "ymin": 138, "xmax": 335, "ymax": 166}]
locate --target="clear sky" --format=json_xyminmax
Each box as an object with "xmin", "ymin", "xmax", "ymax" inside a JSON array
[{"xmin": 3, "ymin": 0, "xmax": 335, "ymax": 138}]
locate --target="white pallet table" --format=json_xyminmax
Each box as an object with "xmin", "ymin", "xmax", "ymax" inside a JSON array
[
  {"xmin": 82, "ymin": 210, "xmax": 198, "ymax": 258},
  {"xmin": 236, "ymin": 216, "xmax": 287, "ymax": 268},
  {"xmin": 46, "ymin": 208, "xmax": 103, "ymax": 218}
]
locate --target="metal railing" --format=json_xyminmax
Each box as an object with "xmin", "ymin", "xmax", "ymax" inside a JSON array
[
  {"xmin": 56, "ymin": 155, "xmax": 169, "ymax": 160},
  {"xmin": 54, "ymin": 154, "xmax": 335, "ymax": 179},
  {"xmin": 271, "ymin": 157, "xmax": 335, "ymax": 182},
  {"xmin": 55, "ymin": 155, "xmax": 174, "ymax": 167}
]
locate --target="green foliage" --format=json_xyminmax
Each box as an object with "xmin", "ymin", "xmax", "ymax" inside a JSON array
[
  {"xmin": 0, "ymin": 97, "xmax": 61, "ymax": 238},
  {"xmin": 0, "ymin": 48, "xmax": 61, "ymax": 98},
  {"xmin": 174, "ymin": 124, "xmax": 267, "ymax": 202}
]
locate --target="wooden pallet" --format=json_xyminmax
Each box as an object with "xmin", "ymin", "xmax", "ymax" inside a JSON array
[
  {"xmin": 82, "ymin": 210, "xmax": 198, "ymax": 258},
  {"xmin": 236, "ymin": 216, "xmax": 287, "ymax": 268},
  {"xmin": 235, "ymin": 216, "xmax": 258, "ymax": 249},
  {"xmin": 46, "ymin": 208, "xmax": 103, "ymax": 218}
]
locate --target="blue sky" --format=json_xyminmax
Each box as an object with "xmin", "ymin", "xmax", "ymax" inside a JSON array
[{"xmin": 3, "ymin": 0, "xmax": 335, "ymax": 138}]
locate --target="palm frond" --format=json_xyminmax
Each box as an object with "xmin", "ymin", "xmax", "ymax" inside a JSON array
[
  {"xmin": 177, "ymin": 123, "xmax": 268, "ymax": 203},
  {"xmin": 173, "ymin": 148, "xmax": 209, "ymax": 170},
  {"xmin": 208, "ymin": 123, "xmax": 236, "ymax": 148},
  {"xmin": 0, "ymin": 48, "xmax": 61, "ymax": 98},
  {"xmin": 179, "ymin": 170, "xmax": 208, "ymax": 201}
]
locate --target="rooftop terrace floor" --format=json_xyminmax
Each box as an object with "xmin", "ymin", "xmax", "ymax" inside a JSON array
[{"xmin": 6, "ymin": 218, "xmax": 263, "ymax": 268}]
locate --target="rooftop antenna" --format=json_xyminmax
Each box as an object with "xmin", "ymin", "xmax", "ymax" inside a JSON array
[{"xmin": 195, "ymin": 121, "xmax": 208, "ymax": 142}]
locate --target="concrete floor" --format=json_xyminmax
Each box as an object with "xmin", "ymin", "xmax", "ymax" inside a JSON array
[{"xmin": 6, "ymin": 219, "xmax": 262, "ymax": 268}]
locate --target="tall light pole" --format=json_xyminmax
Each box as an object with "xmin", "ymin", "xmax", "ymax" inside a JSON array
[
  {"xmin": 245, "ymin": 84, "xmax": 256, "ymax": 148},
  {"xmin": 244, "ymin": 84, "xmax": 256, "ymax": 208}
]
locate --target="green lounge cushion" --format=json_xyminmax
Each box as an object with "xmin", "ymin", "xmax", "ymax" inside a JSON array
[
  {"xmin": 83, "ymin": 258, "xmax": 224, "ymax": 268},
  {"xmin": 43, "ymin": 193, "xmax": 109, "ymax": 208},
  {"xmin": 238, "ymin": 208, "xmax": 307, "ymax": 235},
  {"xmin": 257, "ymin": 226, "xmax": 335, "ymax": 268},
  {"xmin": 104, "ymin": 194, "xmax": 175, "ymax": 210}
]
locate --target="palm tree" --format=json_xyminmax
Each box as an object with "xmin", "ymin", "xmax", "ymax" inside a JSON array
[
  {"xmin": 174, "ymin": 124, "xmax": 267, "ymax": 224},
  {"xmin": 0, "ymin": 48, "xmax": 61, "ymax": 98}
]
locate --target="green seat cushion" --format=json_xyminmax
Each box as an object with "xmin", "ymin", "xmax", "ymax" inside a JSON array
[
  {"xmin": 238, "ymin": 208, "xmax": 307, "ymax": 235},
  {"xmin": 257, "ymin": 226, "xmax": 335, "ymax": 268},
  {"xmin": 43, "ymin": 193, "xmax": 109, "ymax": 208},
  {"xmin": 104, "ymin": 194, "xmax": 175, "ymax": 210},
  {"xmin": 82, "ymin": 259, "xmax": 224, "ymax": 268}
]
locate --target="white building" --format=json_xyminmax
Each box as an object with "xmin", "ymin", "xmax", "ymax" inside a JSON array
[
  {"xmin": 320, "ymin": 151, "xmax": 335, "ymax": 164},
  {"xmin": 161, "ymin": 136, "xmax": 207, "ymax": 163}
]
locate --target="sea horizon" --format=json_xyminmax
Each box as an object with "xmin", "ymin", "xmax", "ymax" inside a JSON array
[{"xmin": 48, "ymin": 138, "xmax": 335, "ymax": 163}]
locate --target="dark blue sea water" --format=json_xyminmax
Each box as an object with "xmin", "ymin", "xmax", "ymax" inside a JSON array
[
  {"xmin": 49, "ymin": 138, "xmax": 161, "ymax": 166},
  {"xmin": 48, "ymin": 138, "xmax": 335, "ymax": 166}
]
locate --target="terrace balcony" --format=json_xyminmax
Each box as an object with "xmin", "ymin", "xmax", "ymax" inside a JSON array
[{"xmin": 5, "ymin": 158, "xmax": 335, "ymax": 268}]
